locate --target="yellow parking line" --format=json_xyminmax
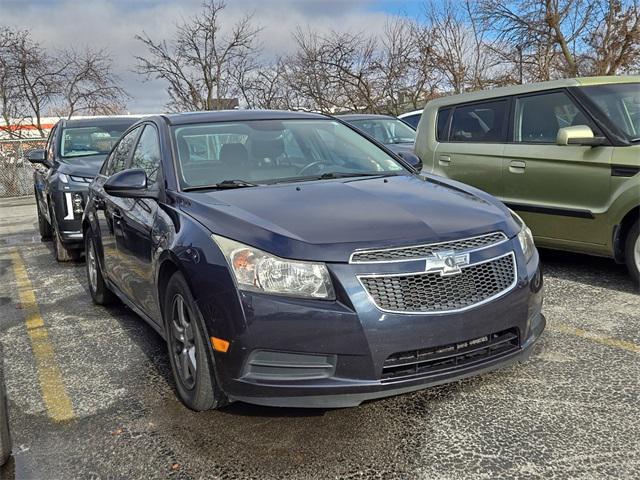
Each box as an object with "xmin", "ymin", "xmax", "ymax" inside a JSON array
[
  {"xmin": 553, "ymin": 323, "xmax": 640, "ymax": 354},
  {"xmin": 10, "ymin": 250, "xmax": 75, "ymax": 422}
]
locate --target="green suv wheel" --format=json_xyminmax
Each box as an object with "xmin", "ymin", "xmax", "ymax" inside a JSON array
[{"xmin": 625, "ymin": 220, "xmax": 640, "ymax": 285}]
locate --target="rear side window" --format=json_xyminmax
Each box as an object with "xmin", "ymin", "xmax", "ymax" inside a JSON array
[
  {"xmin": 436, "ymin": 108, "xmax": 451, "ymax": 141},
  {"xmin": 514, "ymin": 91, "xmax": 597, "ymax": 143},
  {"xmin": 131, "ymin": 125, "xmax": 161, "ymax": 183},
  {"xmin": 450, "ymin": 100, "xmax": 508, "ymax": 143},
  {"xmin": 401, "ymin": 113, "xmax": 421, "ymax": 128},
  {"xmin": 103, "ymin": 127, "xmax": 141, "ymax": 176}
]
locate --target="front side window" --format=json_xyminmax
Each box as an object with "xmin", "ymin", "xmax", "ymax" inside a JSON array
[
  {"xmin": 173, "ymin": 119, "xmax": 407, "ymax": 188},
  {"xmin": 579, "ymin": 83, "xmax": 640, "ymax": 141},
  {"xmin": 514, "ymin": 91, "xmax": 595, "ymax": 143},
  {"xmin": 104, "ymin": 127, "xmax": 141, "ymax": 176},
  {"xmin": 131, "ymin": 125, "xmax": 160, "ymax": 183},
  {"xmin": 59, "ymin": 123, "xmax": 133, "ymax": 159},
  {"xmin": 401, "ymin": 113, "xmax": 421, "ymax": 129},
  {"xmin": 348, "ymin": 118, "xmax": 416, "ymax": 145},
  {"xmin": 450, "ymin": 100, "xmax": 507, "ymax": 143}
]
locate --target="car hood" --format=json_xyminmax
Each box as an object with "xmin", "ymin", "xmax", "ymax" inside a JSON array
[
  {"xmin": 179, "ymin": 174, "xmax": 519, "ymax": 262},
  {"xmin": 57, "ymin": 155, "xmax": 106, "ymax": 178}
]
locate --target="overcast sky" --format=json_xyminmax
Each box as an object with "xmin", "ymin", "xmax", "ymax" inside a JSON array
[{"xmin": 1, "ymin": 0, "xmax": 422, "ymax": 113}]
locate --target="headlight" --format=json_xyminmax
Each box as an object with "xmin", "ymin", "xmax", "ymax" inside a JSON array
[
  {"xmin": 213, "ymin": 235, "xmax": 335, "ymax": 300},
  {"xmin": 510, "ymin": 210, "xmax": 535, "ymax": 262},
  {"xmin": 59, "ymin": 173, "xmax": 69, "ymax": 184}
]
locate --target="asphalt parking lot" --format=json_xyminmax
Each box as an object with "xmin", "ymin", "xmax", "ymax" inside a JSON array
[{"xmin": 0, "ymin": 196, "xmax": 638, "ymax": 480}]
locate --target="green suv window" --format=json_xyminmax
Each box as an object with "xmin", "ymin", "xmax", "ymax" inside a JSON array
[
  {"xmin": 514, "ymin": 91, "xmax": 595, "ymax": 143},
  {"xmin": 449, "ymin": 100, "xmax": 507, "ymax": 143}
]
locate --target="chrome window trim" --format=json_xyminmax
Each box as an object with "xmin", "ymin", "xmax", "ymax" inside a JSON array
[
  {"xmin": 349, "ymin": 231, "xmax": 509, "ymax": 264},
  {"xmin": 357, "ymin": 251, "xmax": 517, "ymax": 315}
]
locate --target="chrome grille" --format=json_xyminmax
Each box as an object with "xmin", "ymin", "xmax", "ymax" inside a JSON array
[
  {"xmin": 359, "ymin": 253, "xmax": 516, "ymax": 314},
  {"xmin": 350, "ymin": 232, "xmax": 507, "ymax": 263}
]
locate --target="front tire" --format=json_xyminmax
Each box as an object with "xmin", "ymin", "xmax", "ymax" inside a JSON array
[
  {"xmin": 163, "ymin": 272, "xmax": 228, "ymax": 411},
  {"xmin": 85, "ymin": 229, "xmax": 115, "ymax": 305},
  {"xmin": 36, "ymin": 194, "xmax": 51, "ymax": 241},
  {"xmin": 49, "ymin": 204, "xmax": 76, "ymax": 262},
  {"xmin": 624, "ymin": 220, "xmax": 640, "ymax": 285}
]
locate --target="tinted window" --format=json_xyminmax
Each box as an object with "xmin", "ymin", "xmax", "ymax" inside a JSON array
[
  {"xmin": 46, "ymin": 125, "xmax": 57, "ymax": 160},
  {"xmin": 579, "ymin": 83, "xmax": 640, "ymax": 141},
  {"xmin": 131, "ymin": 125, "xmax": 160, "ymax": 183},
  {"xmin": 401, "ymin": 113, "xmax": 421, "ymax": 128},
  {"xmin": 436, "ymin": 108, "xmax": 451, "ymax": 141},
  {"xmin": 515, "ymin": 91, "xmax": 595, "ymax": 143},
  {"xmin": 104, "ymin": 127, "xmax": 140, "ymax": 176},
  {"xmin": 450, "ymin": 101, "xmax": 507, "ymax": 142}
]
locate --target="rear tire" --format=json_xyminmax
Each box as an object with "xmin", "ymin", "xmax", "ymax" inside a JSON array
[
  {"xmin": 36, "ymin": 194, "xmax": 51, "ymax": 241},
  {"xmin": 85, "ymin": 229, "xmax": 115, "ymax": 305},
  {"xmin": 624, "ymin": 220, "xmax": 640, "ymax": 286},
  {"xmin": 163, "ymin": 272, "xmax": 228, "ymax": 411}
]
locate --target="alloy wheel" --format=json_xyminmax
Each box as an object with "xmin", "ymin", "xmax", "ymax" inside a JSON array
[
  {"xmin": 634, "ymin": 235, "xmax": 640, "ymax": 275},
  {"xmin": 87, "ymin": 240, "xmax": 98, "ymax": 293},
  {"xmin": 170, "ymin": 294, "xmax": 197, "ymax": 390}
]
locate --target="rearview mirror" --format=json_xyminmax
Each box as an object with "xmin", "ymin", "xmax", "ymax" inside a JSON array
[
  {"xmin": 396, "ymin": 151, "xmax": 423, "ymax": 172},
  {"xmin": 557, "ymin": 125, "xmax": 607, "ymax": 147},
  {"xmin": 104, "ymin": 168, "xmax": 157, "ymax": 199},
  {"xmin": 25, "ymin": 149, "xmax": 49, "ymax": 166}
]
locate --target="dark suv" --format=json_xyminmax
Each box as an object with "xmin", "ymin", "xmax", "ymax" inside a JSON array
[{"xmin": 26, "ymin": 116, "xmax": 141, "ymax": 261}]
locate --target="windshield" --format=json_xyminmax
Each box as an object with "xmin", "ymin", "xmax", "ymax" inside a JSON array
[
  {"xmin": 580, "ymin": 83, "xmax": 640, "ymax": 141},
  {"xmin": 348, "ymin": 118, "xmax": 416, "ymax": 144},
  {"xmin": 173, "ymin": 119, "xmax": 407, "ymax": 189},
  {"xmin": 60, "ymin": 123, "xmax": 133, "ymax": 158}
]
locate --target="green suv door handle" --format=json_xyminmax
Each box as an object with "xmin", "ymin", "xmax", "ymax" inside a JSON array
[
  {"xmin": 439, "ymin": 155, "xmax": 451, "ymax": 166},
  {"xmin": 509, "ymin": 160, "xmax": 526, "ymax": 174}
]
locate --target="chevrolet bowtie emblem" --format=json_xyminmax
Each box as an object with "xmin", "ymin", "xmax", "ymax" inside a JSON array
[{"xmin": 425, "ymin": 250, "xmax": 470, "ymax": 276}]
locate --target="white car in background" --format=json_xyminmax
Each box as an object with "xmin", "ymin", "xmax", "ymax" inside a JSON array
[{"xmin": 398, "ymin": 109, "xmax": 423, "ymax": 129}]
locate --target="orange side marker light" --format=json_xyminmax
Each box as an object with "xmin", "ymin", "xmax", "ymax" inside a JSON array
[{"xmin": 211, "ymin": 337, "xmax": 230, "ymax": 353}]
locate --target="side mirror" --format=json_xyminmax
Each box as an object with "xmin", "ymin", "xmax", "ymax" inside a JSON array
[
  {"xmin": 397, "ymin": 151, "xmax": 423, "ymax": 172},
  {"xmin": 25, "ymin": 149, "xmax": 49, "ymax": 166},
  {"xmin": 557, "ymin": 125, "xmax": 607, "ymax": 147},
  {"xmin": 104, "ymin": 168, "xmax": 156, "ymax": 199}
]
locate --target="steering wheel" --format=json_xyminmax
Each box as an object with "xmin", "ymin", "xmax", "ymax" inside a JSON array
[{"xmin": 298, "ymin": 161, "xmax": 327, "ymax": 176}]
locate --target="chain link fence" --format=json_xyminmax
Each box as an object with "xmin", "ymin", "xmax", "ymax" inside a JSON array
[{"xmin": 0, "ymin": 139, "xmax": 46, "ymax": 198}]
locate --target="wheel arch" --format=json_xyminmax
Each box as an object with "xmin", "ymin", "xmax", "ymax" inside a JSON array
[{"xmin": 614, "ymin": 206, "xmax": 640, "ymax": 263}]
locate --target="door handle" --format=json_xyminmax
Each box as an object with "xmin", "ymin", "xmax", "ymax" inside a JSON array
[
  {"xmin": 439, "ymin": 155, "xmax": 451, "ymax": 166},
  {"xmin": 509, "ymin": 160, "xmax": 526, "ymax": 173}
]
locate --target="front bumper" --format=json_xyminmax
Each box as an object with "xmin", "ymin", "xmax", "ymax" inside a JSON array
[
  {"xmin": 209, "ymin": 239, "xmax": 545, "ymax": 408},
  {"xmin": 51, "ymin": 188, "xmax": 87, "ymax": 245}
]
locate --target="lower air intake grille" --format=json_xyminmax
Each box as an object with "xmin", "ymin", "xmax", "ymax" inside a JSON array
[{"xmin": 381, "ymin": 328, "xmax": 520, "ymax": 380}]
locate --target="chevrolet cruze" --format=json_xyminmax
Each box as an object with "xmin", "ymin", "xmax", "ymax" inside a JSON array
[{"xmin": 82, "ymin": 111, "xmax": 544, "ymax": 410}]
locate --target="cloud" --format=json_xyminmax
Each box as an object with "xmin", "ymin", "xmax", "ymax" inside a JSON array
[{"xmin": 1, "ymin": 0, "xmax": 400, "ymax": 112}]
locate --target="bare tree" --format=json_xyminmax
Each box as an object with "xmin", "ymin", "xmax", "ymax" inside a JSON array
[
  {"xmin": 135, "ymin": 0, "xmax": 261, "ymax": 111},
  {"xmin": 585, "ymin": 0, "xmax": 640, "ymax": 75},
  {"xmin": 56, "ymin": 48, "xmax": 128, "ymax": 118}
]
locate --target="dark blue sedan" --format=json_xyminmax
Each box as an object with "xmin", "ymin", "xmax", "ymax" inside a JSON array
[{"xmin": 82, "ymin": 110, "xmax": 544, "ymax": 410}]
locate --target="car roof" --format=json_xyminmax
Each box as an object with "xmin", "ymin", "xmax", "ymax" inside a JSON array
[
  {"xmin": 427, "ymin": 75, "xmax": 640, "ymax": 109},
  {"xmin": 162, "ymin": 109, "xmax": 328, "ymax": 125},
  {"xmin": 60, "ymin": 115, "xmax": 145, "ymax": 128},
  {"xmin": 338, "ymin": 114, "xmax": 396, "ymax": 121},
  {"xmin": 398, "ymin": 110, "xmax": 422, "ymax": 118}
]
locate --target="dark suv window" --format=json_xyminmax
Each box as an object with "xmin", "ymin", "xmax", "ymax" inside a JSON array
[
  {"xmin": 131, "ymin": 125, "xmax": 160, "ymax": 183},
  {"xmin": 103, "ymin": 127, "xmax": 141, "ymax": 176},
  {"xmin": 450, "ymin": 100, "xmax": 507, "ymax": 143},
  {"xmin": 514, "ymin": 91, "xmax": 596, "ymax": 143}
]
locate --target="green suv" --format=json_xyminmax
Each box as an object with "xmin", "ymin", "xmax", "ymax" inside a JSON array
[{"xmin": 415, "ymin": 76, "xmax": 640, "ymax": 281}]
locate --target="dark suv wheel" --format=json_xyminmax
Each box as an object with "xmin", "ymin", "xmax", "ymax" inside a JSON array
[
  {"xmin": 49, "ymin": 203, "xmax": 77, "ymax": 262},
  {"xmin": 35, "ymin": 193, "xmax": 51, "ymax": 241},
  {"xmin": 163, "ymin": 271, "xmax": 228, "ymax": 411}
]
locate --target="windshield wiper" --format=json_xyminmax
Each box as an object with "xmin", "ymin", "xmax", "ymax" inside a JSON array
[
  {"xmin": 183, "ymin": 179, "xmax": 259, "ymax": 191},
  {"xmin": 316, "ymin": 172, "xmax": 398, "ymax": 180}
]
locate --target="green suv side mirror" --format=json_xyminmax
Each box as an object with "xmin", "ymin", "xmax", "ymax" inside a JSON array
[{"xmin": 556, "ymin": 125, "xmax": 607, "ymax": 147}]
